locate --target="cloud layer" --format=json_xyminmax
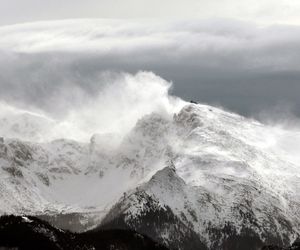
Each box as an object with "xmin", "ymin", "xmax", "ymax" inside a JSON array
[
  {"xmin": 0, "ymin": 19, "xmax": 300, "ymax": 119},
  {"xmin": 1, "ymin": 0, "xmax": 300, "ymax": 25}
]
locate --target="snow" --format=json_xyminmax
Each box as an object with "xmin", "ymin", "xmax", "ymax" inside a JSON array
[
  {"xmin": 0, "ymin": 102, "xmax": 299, "ymax": 245},
  {"xmin": 22, "ymin": 216, "xmax": 33, "ymax": 223}
]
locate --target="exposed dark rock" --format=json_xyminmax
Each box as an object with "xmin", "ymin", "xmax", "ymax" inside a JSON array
[
  {"xmin": 35, "ymin": 172, "xmax": 50, "ymax": 186},
  {"xmin": 2, "ymin": 166, "xmax": 23, "ymax": 178}
]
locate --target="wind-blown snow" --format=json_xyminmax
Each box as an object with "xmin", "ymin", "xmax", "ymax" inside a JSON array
[{"xmin": 0, "ymin": 72, "xmax": 184, "ymax": 142}]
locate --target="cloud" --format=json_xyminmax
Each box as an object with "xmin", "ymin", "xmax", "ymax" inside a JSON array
[
  {"xmin": 0, "ymin": 71, "xmax": 185, "ymax": 142},
  {"xmin": 0, "ymin": 19, "xmax": 300, "ymax": 119},
  {"xmin": 1, "ymin": 0, "xmax": 300, "ymax": 25}
]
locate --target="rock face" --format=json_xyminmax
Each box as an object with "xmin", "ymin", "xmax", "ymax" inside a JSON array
[
  {"xmin": 0, "ymin": 215, "xmax": 168, "ymax": 250},
  {"xmin": 0, "ymin": 103, "xmax": 299, "ymax": 249}
]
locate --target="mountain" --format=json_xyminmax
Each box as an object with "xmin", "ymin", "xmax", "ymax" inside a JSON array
[
  {"xmin": 0, "ymin": 103, "xmax": 299, "ymax": 249},
  {"xmin": 0, "ymin": 215, "xmax": 168, "ymax": 250}
]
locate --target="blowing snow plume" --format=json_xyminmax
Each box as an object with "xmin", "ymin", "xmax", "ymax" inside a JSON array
[{"xmin": 0, "ymin": 71, "xmax": 185, "ymax": 142}]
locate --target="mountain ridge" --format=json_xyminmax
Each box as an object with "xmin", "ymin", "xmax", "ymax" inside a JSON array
[{"xmin": 0, "ymin": 103, "xmax": 299, "ymax": 249}]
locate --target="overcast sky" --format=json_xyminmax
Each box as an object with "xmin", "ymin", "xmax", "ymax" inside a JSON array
[
  {"xmin": 0, "ymin": 1, "xmax": 300, "ymax": 122},
  {"xmin": 0, "ymin": 19, "xmax": 300, "ymax": 119},
  {"xmin": 1, "ymin": 0, "xmax": 300, "ymax": 26}
]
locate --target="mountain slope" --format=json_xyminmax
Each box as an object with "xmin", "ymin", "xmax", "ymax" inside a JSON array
[
  {"xmin": 0, "ymin": 103, "xmax": 299, "ymax": 249},
  {"xmin": 100, "ymin": 183, "xmax": 207, "ymax": 250},
  {"xmin": 98, "ymin": 104, "xmax": 300, "ymax": 249}
]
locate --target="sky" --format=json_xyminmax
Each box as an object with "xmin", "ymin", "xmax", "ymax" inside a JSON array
[
  {"xmin": 0, "ymin": 1, "xmax": 300, "ymax": 122},
  {"xmin": 1, "ymin": 0, "xmax": 300, "ymax": 26}
]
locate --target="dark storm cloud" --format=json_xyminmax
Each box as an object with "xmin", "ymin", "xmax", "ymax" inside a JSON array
[{"xmin": 0, "ymin": 19, "xmax": 300, "ymax": 118}]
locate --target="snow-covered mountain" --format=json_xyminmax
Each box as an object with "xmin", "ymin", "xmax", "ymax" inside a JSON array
[{"xmin": 0, "ymin": 102, "xmax": 299, "ymax": 249}]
